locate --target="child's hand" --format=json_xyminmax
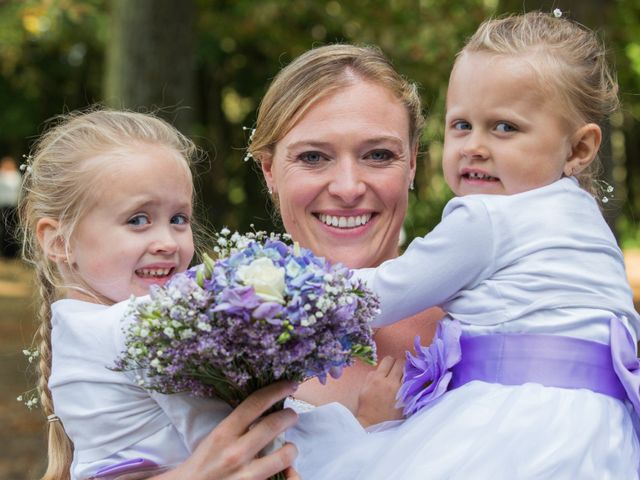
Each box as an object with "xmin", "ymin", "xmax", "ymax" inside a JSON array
[{"xmin": 356, "ymin": 356, "xmax": 405, "ymax": 427}]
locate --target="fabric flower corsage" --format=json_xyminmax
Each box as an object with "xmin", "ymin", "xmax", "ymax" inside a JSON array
[{"xmin": 396, "ymin": 320, "xmax": 462, "ymax": 416}]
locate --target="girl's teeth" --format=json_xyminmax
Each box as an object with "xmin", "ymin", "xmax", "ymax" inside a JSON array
[
  {"xmin": 318, "ymin": 214, "xmax": 372, "ymax": 228},
  {"xmin": 466, "ymin": 172, "xmax": 496, "ymax": 180},
  {"xmin": 137, "ymin": 268, "xmax": 171, "ymax": 278}
]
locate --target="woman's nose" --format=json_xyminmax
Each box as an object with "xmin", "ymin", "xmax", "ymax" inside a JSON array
[{"xmin": 327, "ymin": 159, "xmax": 366, "ymax": 203}]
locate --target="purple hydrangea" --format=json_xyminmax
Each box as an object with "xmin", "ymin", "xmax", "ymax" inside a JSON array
[
  {"xmin": 396, "ymin": 320, "xmax": 462, "ymax": 416},
  {"xmin": 115, "ymin": 233, "xmax": 378, "ymax": 408}
]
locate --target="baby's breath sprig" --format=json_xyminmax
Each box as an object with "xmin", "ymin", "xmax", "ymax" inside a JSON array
[
  {"xmin": 210, "ymin": 225, "xmax": 292, "ymax": 259},
  {"xmin": 22, "ymin": 347, "xmax": 40, "ymax": 363},
  {"xmin": 16, "ymin": 388, "xmax": 40, "ymax": 410},
  {"xmin": 19, "ymin": 154, "xmax": 33, "ymax": 173},
  {"xmin": 242, "ymin": 126, "xmax": 256, "ymax": 162},
  {"xmin": 595, "ymin": 180, "xmax": 615, "ymax": 204},
  {"xmin": 17, "ymin": 348, "xmax": 41, "ymax": 410}
]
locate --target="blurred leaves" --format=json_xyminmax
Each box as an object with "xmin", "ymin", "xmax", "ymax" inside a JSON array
[
  {"xmin": 190, "ymin": 0, "xmax": 495, "ymax": 235},
  {"xmin": 1, "ymin": 0, "xmax": 639, "ymax": 243},
  {"xmin": 0, "ymin": 0, "xmax": 105, "ymax": 144}
]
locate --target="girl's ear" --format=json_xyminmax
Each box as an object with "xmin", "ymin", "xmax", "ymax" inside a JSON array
[
  {"xmin": 36, "ymin": 218, "xmax": 68, "ymax": 263},
  {"xmin": 259, "ymin": 153, "xmax": 276, "ymax": 194},
  {"xmin": 564, "ymin": 123, "xmax": 602, "ymax": 177}
]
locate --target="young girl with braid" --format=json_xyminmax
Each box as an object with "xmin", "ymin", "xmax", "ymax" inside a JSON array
[
  {"xmin": 288, "ymin": 12, "xmax": 640, "ymax": 479},
  {"xmin": 19, "ymin": 109, "xmax": 299, "ymax": 480}
]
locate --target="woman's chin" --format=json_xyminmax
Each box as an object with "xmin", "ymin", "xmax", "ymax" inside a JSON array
[{"xmin": 321, "ymin": 243, "xmax": 394, "ymax": 269}]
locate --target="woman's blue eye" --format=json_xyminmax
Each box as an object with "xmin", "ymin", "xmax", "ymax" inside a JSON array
[
  {"xmin": 171, "ymin": 214, "xmax": 189, "ymax": 225},
  {"xmin": 128, "ymin": 214, "xmax": 150, "ymax": 226},
  {"xmin": 496, "ymin": 122, "xmax": 517, "ymax": 133},
  {"xmin": 367, "ymin": 150, "xmax": 393, "ymax": 161},
  {"xmin": 299, "ymin": 152, "xmax": 324, "ymax": 164},
  {"xmin": 453, "ymin": 121, "xmax": 471, "ymax": 131}
]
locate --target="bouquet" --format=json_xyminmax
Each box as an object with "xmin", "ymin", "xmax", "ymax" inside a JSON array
[{"xmin": 115, "ymin": 230, "xmax": 378, "ymax": 476}]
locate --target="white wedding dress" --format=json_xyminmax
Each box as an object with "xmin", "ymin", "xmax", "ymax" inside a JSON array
[{"xmin": 287, "ymin": 381, "xmax": 639, "ymax": 479}]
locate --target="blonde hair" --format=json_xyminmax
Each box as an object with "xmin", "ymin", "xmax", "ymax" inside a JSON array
[
  {"xmin": 249, "ymin": 44, "xmax": 424, "ymax": 163},
  {"xmin": 460, "ymin": 11, "xmax": 619, "ymax": 194},
  {"xmin": 18, "ymin": 108, "xmax": 198, "ymax": 480}
]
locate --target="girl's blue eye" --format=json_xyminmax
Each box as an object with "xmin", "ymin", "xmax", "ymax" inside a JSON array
[
  {"xmin": 496, "ymin": 122, "xmax": 517, "ymax": 133},
  {"xmin": 367, "ymin": 150, "xmax": 393, "ymax": 161},
  {"xmin": 128, "ymin": 214, "xmax": 150, "ymax": 226},
  {"xmin": 299, "ymin": 152, "xmax": 325, "ymax": 164},
  {"xmin": 171, "ymin": 214, "xmax": 189, "ymax": 225},
  {"xmin": 453, "ymin": 121, "xmax": 471, "ymax": 131}
]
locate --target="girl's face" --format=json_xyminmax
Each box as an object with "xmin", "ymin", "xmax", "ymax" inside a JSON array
[
  {"xmin": 261, "ymin": 80, "xmax": 416, "ymax": 268},
  {"xmin": 65, "ymin": 145, "xmax": 194, "ymax": 304},
  {"xmin": 443, "ymin": 52, "xmax": 577, "ymax": 196}
]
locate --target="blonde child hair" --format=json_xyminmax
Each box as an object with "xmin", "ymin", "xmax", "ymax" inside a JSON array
[
  {"xmin": 460, "ymin": 11, "xmax": 619, "ymax": 195},
  {"xmin": 18, "ymin": 109, "xmax": 198, "ymax": 480}
]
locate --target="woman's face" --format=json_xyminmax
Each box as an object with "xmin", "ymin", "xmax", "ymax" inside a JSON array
[{"xmin": 261, "ymin": 80, "xmax": 416, "ymax": 268}]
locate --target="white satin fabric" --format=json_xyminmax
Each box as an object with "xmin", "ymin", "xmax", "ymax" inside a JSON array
[{"xmin": 287, "ymin": 382, "xmax": 639, "ymax": 479}]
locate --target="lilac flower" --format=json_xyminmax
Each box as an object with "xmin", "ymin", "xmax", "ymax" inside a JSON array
[
  {"xmin": 252, "ymin": 302, "xmax": 284, "ymax": 321},
  {"xmin": 397, "ymin": 320, "xmax": 462, "ymax": 417},
  {"xmin": 114, "ymin": 231, "xmax": 378, "ymax": 410}
]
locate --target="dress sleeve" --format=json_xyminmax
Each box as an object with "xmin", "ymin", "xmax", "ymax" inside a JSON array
[
  {"xmin": 150, "ymin": 391, "xmax": 233, "ymax": 452},
  {"xmin": 113, "ymin": 298, "xmax": 232, "ymax": 453},
  {"xmin": 353, "ymin": 197, "xmax": 496, "ymax": 326}
]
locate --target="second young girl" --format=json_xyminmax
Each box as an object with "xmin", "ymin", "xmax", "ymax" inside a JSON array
[
  {"xmin": 288, "ymin": 11, "xmax": 640, "ymax": 479},
  {"xmin": 19, "ymin": 109, "xmax": 299, "ymax": 480}
]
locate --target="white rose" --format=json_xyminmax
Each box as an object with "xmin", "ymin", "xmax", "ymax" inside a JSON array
[{"xmin": 237, "ymin": 257, "xmax": 286, "ymax": 303}]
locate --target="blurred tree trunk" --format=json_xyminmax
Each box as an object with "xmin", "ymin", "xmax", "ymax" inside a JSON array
[{"xmin": 104, "ymin": 0, "xmax": 196, "ymax": 134}]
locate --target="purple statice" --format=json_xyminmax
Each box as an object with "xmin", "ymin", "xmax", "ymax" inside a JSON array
[
  {"xmin": 115, "ymin": 231, "xmax": 378, "ymax": 408},
  {"xmin": 396, "ymin": 320, "xmax": 462, "ymax": 417}
]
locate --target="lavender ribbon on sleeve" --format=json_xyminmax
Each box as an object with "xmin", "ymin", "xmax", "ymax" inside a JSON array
[{"xmin": 396, "ymin": 320, "xmax": 462, "ymax": 417}]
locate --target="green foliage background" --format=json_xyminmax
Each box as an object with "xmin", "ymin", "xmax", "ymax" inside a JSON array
[{"xmin": 1, "ymin": 0, "xmax": 639, "ymax": 245}]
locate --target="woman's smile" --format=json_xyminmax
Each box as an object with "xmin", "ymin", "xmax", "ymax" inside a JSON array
[{"xmin": 315, "ymin": 212, "xmax": 374, "ymax": 229}]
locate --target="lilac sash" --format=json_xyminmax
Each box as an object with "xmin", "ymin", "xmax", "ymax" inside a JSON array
[
  {"xmin": 89, "ymin": 458, "xmax": 167, "ymax": 479},
  {"xmin": 449, "ymin": 316, "xmax": 639, "ymax": 410}
]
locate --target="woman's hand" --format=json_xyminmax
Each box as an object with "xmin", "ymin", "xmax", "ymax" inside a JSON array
[
  {"xmin": 355, "ymin": 356, "xmax": 405, "ymax": 427},
  {"xmin": 155, "ymin": 381, "xmax": 300, "ymax": 480}
]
